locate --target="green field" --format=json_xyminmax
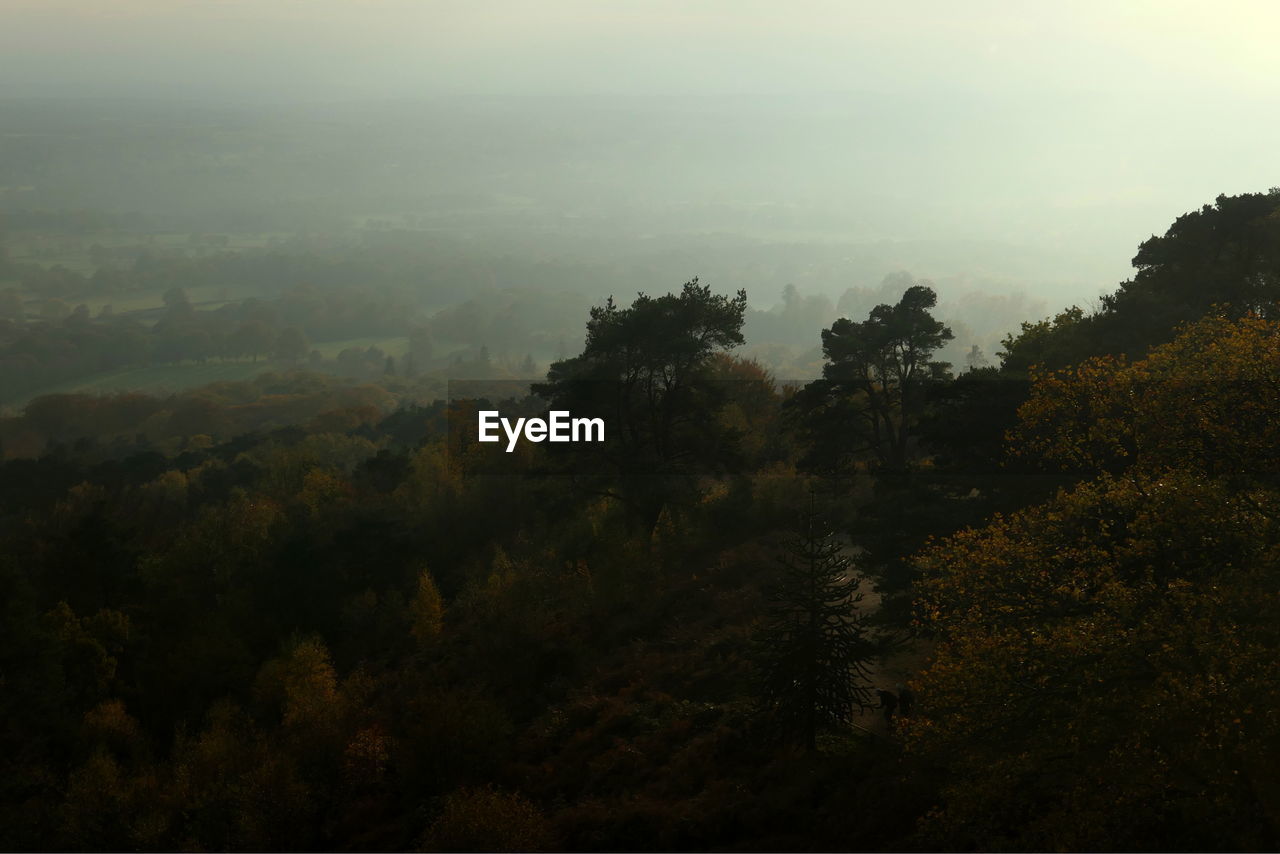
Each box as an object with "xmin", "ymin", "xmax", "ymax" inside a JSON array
[
  {"xmin": 7, "ymin": 231, "xmax": 292, "ymax": 276},
  {"xmin": 11, "ymin": 361, "xmax": 273, "ymax": 408},
  {"xmin": 8, "ymin": 334, "xmax": 413, "ymax": 410},
  {"xmin": 72, "ymin": 284, "xmax": 258, "ymax": 317}
]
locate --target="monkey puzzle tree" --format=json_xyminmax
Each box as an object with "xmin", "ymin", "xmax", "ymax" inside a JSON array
[{"xmin": 757, "ymin": 501, "xmax": 878, "ymax": 750}]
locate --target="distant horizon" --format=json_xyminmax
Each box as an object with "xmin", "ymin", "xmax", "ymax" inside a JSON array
[{"xmin": 5, "ymin": 2, "xmax": 1279, "ymax": 326}]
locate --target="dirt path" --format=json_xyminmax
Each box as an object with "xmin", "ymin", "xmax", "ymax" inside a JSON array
[{"xmin": 837, "ymin": 537, "xmax": 932, "ymax": 737}]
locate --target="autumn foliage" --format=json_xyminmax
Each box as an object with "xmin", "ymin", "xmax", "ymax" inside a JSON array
[{"xmin": 909, "ymin": 313, "xmax": 1280, "ymax": 849}]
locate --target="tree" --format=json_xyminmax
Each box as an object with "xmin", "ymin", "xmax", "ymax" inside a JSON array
[
  {"xmin": 410, "ymin": 567, "xmax": 444, "ymax": 643},
  {"xmin": 230, "ymin": 320, "xmax": 274, "ymax": 363},
  {"xmin": 757, "ymin": 499, "xmax": 877, "ymax": 750},
  {"xmin": 963, "ymin": 344, "xmax": 989, "ymax": 372},
  {"xmin": 273, "ymin": 327, "xmax": 310, "ymax": 363},
  {"xmin": 911, "ymin": 470, "xmax": 1280, "ymax": 850},
  {"xmin": 1103, "ymin": 191, "xmax": 1280, "ymax": 336},
  {"xmin": 799, "ymin": 283, "xmax": 952, "ymax": 473},
  {"xmin": 533, "ymin": 278, "xmax": 748, "ymax": 529},
  {"xmin": 906, "ymin": 312, "xmax": 1280, "ymax": 850},
  {"xmin": 994, "ymin": 190, "xmax": 1280, "ymax": 370},
  {"xmin": 1011, "ymin": 310, "xmax": 1280, "ymax": 480},
  {"xmin": 997, "ymin": 305, "xmax": 1087, "ymax": 375},
  {"xmin": 154, "ymin": 287, "xmax": 195, "ymax": 335},
  {"xmin": 65, "ymin": 304, "xmax": 91, "ymax": 329},
  {"xmin": 420, "ymin": 786, "xmax": 553, "ymax": 852},
  {"xmin": 162, "ymin": 286, "xmax": 192, "ymax": 312}
]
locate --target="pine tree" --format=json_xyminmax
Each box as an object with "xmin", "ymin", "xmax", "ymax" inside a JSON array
[{"xmin": 758, "ymin": 500, "xmax": 878, "ymax": 750}]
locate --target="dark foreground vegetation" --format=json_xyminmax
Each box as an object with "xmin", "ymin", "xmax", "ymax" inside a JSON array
[{"xmin": 3, "ymin": 190, "xmax": 1280, "ymax": 850}]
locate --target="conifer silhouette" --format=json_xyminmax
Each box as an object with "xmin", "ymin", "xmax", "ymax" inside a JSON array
[{"xmin": 758, "ymin": 497, "xmax": 878, "ymax": 750}]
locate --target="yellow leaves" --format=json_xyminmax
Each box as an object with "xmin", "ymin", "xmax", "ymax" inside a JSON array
[
  {"xmin": 909, "ymin": 419, "xmax": 1280, "ymax": 847},
  {"xmin": 166, "ymin": 698, "xmax": 318, "ymax": 850},
  {"xmin": 410, "ymin": 567, "xmax": 445, "ymax": 643},
  {"xmin": 296, "ymin": 467, "xmax": 352, "ymax": 516},
  {"xmin": 61, "ymin": 749, "xmax": 126, "ymax": 843},
  {"xmin": 420, "ymin": 786, "xmax": 554, "ymax": 853},
  {"xmin": 1013, "ymin": 312, "xmax": 1280, "ymax": 477},
  {"xmin": 82, "ymin": 699, "xmax": 142, "ymax": 749},
  {"xmin": 242, "ymin": 433, "xmax": 378, "ymax": 498},
  {"xmin": 650, "ymin": 503, "xmax": 679, "ymax": 550},
  {"xmin": 49, "ymin": 481, "xmax": 109, "ymax": 531},
  {"xmin": 395, "ymin": 440, "xmax": 462, "ymax": 514},
  {"xmin": 342, "ymin": 725, "xmax": 392, "ymax": 790},
  {"xmin": 254, "ymin": 636, "xmax": 340, "ymax": 731},
  {"xmin": 137, "ymin": 469, "xmax": 189, "ymax": 510}
]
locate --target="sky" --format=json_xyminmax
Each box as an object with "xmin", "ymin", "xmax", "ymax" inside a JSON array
[
  {"xmin": 3, "ymin": 1, "xmax": 1280, "ymax": 302},
  {"xmin": 5, "ymin": 0, "xmax": 1280, "ymax": 101}
]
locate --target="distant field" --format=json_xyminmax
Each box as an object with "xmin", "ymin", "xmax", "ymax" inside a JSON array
[
  {"xmin": 74, "ymin": 284, "xmax": 258, "ymax": 316},
  {"xmin": 78, "ymin": 292, "xmax": 167, "ymax": 314},
  {"xmin": 7, "ymin": 231, "xmax": 292, "ymax": 275},
  {"xmin": 8, "ymin": 335, "xmax": 413, "ymax": 408},
  {"xmin": 11, "ymin": 361, "xmax": 273, "ymax": 408},
  {"xmin": 10, "ymin": 284, "xmax": 268, "ymax": 323}
]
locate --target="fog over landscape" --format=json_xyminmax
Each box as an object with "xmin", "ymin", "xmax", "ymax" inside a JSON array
[
  {"xmin": 7, "ymin": 4, "xmax": 1280, "ymax": 852},
  {"xmin": 6, "ymin": 2, "xmax": 1279, "ymax": 342}
]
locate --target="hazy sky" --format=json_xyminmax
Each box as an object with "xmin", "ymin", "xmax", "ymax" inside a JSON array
[
  {"xmin": 5, "ymin": 1, "xmax": 1280, "ymax": 101},
  {"xmin": 4, "ymin": 1, "xmax": 1280, "ymax": 300}
]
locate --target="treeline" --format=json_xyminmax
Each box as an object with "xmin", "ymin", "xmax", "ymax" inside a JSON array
[{"xmin": 999, "ymin": 189, "xmax": 1280, "ymax": 370}]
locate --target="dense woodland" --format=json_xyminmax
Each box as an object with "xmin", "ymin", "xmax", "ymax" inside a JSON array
[{"xmin": 2, "ymin": 189, "xmax": 1280, "ymax": 851}]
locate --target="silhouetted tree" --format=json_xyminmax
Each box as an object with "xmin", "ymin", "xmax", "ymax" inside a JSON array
[
  {"xmin": 231, "ymin": 320, "xmax": 274, "ymax": 362},
  {"xmin": 274, "ymin": 327, "xmax": 310, "ymax": 363},
  {"xmin": 534, "ymin": 278, "xmax": 748, "ymax": 529},
  {"xmin": 964, "ymin": 344, "xmax": 989, "ymax": 372},
  {"xmin": 798, "ymin": 283, "xmax": 952, "ymax": 472},
  {"xmin": 998, "ymin": 191, "xmax": 1280, "ymax": 370},
  {"xmin": 757, "ymin": 500, "xmax": 877, "ymax": 750}
]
